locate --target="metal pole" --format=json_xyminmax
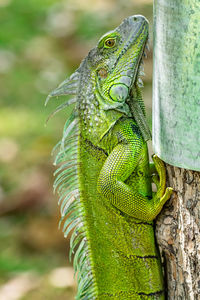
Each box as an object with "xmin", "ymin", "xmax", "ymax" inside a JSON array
[{"xmin": 153, "ymin": 0, "xmax": 200, "ymax": 171}]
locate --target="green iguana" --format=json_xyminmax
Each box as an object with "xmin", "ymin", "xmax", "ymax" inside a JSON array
[{"xmin": 47, "ymin": 15, "xmax": 173, "ymax": 300}]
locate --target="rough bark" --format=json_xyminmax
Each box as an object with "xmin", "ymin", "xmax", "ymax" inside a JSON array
[{"xmin": 156, "ymin": 164, "xmax": 200, "ymax": 300}]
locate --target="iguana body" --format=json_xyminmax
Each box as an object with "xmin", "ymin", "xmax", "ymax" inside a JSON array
[{"xmin": 47, "ymin": 15, "xmax": 172, "ymax": 300}]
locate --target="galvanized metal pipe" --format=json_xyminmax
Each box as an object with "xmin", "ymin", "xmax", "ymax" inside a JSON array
[{"xmin": 153, "ymin": 0, "xmax": 200, "ymax": 171}]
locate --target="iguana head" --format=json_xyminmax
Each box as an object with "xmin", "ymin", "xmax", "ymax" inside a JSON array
[
  {"xmin": 78, "ymin": 15, "xmax": 149, "ymax": 141},
  {"xmin": 89, "ymin": 15, "xmax": 148, "ymax": 112},
  {"xmin": 47, "ymin": 15, "xmax": 150, "ymax": 142}
]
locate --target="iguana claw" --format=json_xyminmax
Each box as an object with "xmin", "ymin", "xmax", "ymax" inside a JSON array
[{"xmin": 161, "ymin": 187, "xmax": 173, "ymax": 202}]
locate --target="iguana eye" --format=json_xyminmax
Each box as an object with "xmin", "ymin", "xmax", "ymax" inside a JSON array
[{"xmin": 104, "ymin": 38, "xmax": 116, "ymax": 48}]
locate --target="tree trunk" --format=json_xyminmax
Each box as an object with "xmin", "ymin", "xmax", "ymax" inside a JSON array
[{"xmin": 156, "ymin": 165, "xmax": 200, "ymax": 299}]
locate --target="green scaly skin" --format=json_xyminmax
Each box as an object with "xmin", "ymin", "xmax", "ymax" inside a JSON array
[{"xmin": 47, "ymin": 15, "xmax": 173, "ymax": 300}]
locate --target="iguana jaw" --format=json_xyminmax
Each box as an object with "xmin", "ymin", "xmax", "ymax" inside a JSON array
[
  {"xmin": 114, "ymin": 17, "xmax": 149, "ymax": 90},
  {"xmin": 113, "ymin": 19, "xmax": 149, "ymax": 100},
  {"xmin": 126, "ymin": 40, "xmax": 152, "ymax": 142}
]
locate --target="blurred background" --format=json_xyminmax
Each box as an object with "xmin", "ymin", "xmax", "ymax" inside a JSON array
[{"xmin": 0, "ymin": 0, "xmax": 153, "ymax": 299}]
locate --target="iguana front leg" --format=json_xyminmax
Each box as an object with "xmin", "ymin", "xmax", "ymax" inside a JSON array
[{"xmin": 97, "ymin": 125, "xmax": 172, "ymax": 221}]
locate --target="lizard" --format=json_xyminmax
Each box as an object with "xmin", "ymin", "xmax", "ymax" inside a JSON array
[{"xmin": 46, "ymin": 15, "xmax": 173, "ymax": 300}]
